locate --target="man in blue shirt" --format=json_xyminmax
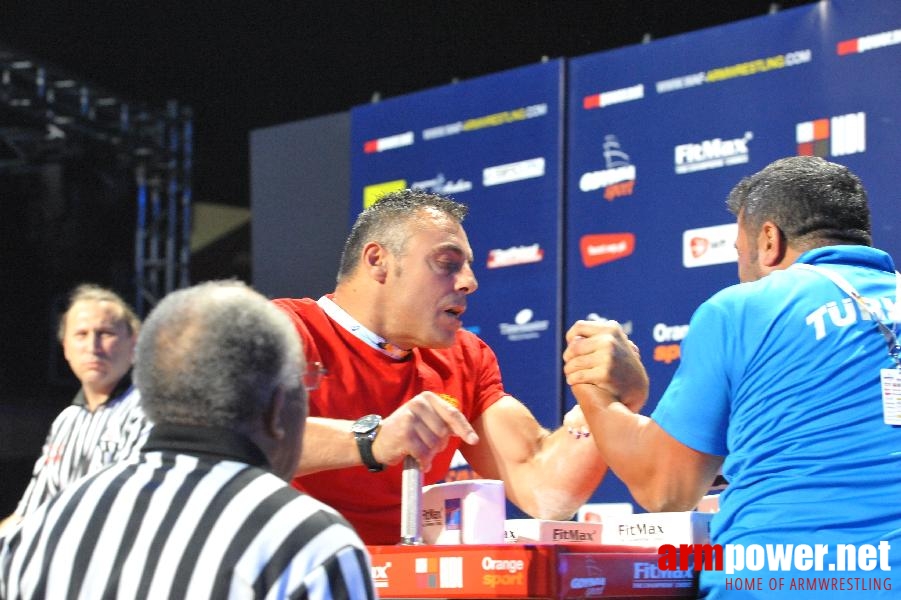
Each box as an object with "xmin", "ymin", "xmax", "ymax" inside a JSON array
[{"xmin": 564, "ymin": 156, "xmax": 900, "ymax": 598}]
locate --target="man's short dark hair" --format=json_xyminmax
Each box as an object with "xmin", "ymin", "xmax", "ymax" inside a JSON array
[
  {"xmin": 726, "ymin": 155, "xmax": 871, "ymax": 250},
  {"xmin": 336, "ymin": 189, "xmax": 468, "ymax": 283}
]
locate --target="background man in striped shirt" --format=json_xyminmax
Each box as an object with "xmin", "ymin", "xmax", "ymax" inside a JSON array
[
  {"xmin": 1, "ymin": 281, "xmax": 375, "ymax": 600},
  {"xmin": 0, "ymin": 284, "xmax": 149, "ymax": 536}
]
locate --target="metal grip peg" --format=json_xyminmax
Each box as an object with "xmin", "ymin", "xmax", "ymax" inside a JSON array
[{"xmin": 400, "ymin": 455, "xmax": 423, "ymax": 545}]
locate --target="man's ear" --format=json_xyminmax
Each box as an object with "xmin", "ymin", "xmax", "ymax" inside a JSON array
[
  {"xmin": 264, "ymin": 387, "xmax": 287, "ymax": 440},
  {"xmin": 361, "ymin": 242, "xmax": 389, "ymax": 283},
  {"xmin": 759, "ymin": 220, "xmax": 787, "ymax": 268}
]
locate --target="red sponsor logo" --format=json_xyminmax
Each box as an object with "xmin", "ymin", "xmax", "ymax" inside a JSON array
[
  {"xmin": 796, "ymin": 118, "xmax": 829, "ymax": 157},
  {"xmin": 836, "ymin": 39, "xmax": 858, "ymax": 55},
  {"xmin": 486, "ymin": 244, "xmax": 544, "ymax": 269},
  {"xmin": 580, "ymin": 233, "xmax": 635, "ymax": 268},
  {"xmin": 690, "ymin": 237, "xmax": 709, "ymax": 258},
  {"xmin": 604, "ymin": 180, "xmax": 635, "ymax": 201},
  {"xmin": 653, "ymin": 344, "xmax": 681, "ymax": 364}
]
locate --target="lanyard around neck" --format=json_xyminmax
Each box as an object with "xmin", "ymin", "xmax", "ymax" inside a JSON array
[{"xmin": 317, "ymin": 296, "xmax": 412, "ymax": 360}]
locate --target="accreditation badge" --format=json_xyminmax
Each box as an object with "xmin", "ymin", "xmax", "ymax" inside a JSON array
[{"xmin": 881, "ymin": 368, "xmax": 901, "ymax": 425}]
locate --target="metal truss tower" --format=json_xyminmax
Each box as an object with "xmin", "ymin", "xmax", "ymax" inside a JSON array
[{"xmin": 0, "ymin": 44, "xmax": 192, "ymax": 315}]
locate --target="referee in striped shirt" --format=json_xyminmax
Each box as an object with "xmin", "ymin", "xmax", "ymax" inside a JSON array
[
  {"xmin": 1, "ymin": 281, "xmax": 376, "ymax": 600},
  {"xmin": 0, "ymin": 284, "xmax": 150, "ymax": 535}
]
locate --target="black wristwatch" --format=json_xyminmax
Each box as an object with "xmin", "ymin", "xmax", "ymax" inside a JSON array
[{"xmin": 352, "ymin": 414, "xmax": 384, "ymax": 472}]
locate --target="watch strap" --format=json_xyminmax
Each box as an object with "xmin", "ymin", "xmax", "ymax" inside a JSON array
[{"xmin": 355, "ymin": 431, "xmax": 384, "ymax": 472}]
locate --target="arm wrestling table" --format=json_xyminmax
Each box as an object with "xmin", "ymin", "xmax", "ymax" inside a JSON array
[
  {"xmin": 369, "ymin": 459, "xmax": 698, "ymax": 598},
  {"xmin": 367, "ymin": 543, "xmax": 697, "ymax": 599}
]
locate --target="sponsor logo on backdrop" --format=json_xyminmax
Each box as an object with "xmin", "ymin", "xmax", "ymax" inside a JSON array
[
  {"xmin": 796, "ymin": 112, "xmax": 866, "ymax": 158},
  {"xmin": 569, "ymin": 575, "xmax": 607, "ymax": 592},
  {"xmin": 580, "ymin": 233, "xmax": 635, "ymax": 268},
  {"xmin": 683, "ymin": 223, "xmax": 738, "ymax": 268},
  {"xmin": 371, "ymin": 562, "xmax": 392, "ymax": 589},
  {"xmin": 486, "ymin": 243, "xmax": 544, "ymax": 269},
  {"xmin": 499, "ymin": 308, "xmax": 550, "ymax": 342},
  {"xmin": 583, "ymin": 83, "xmax": 644, "ymax": 109},
  {"xmin": 482, "ymin": 555, "xmax": 526, "ymax": 589},
  {"xmin": 837, "ymin": 27, "xmax": 901, "ymax": 55},
  {"xmin": 363, "ymin": 179, "xmax": 407, "ymax": 209},
  {"xmin": 483, "ymin": 157, "xmax": 545, "ymax": 187},
  {"xmin": 634, "ymin": 563, "xmax": 694, "ymax": 590},
  {"xmin": 653, "ymin": 322, "xmax": 689, "ymax": 365},
  {"xmin": 586, "ymin": 313, "xmax": 634, "ymax": 336},
  {"xmin": 656, "ymin": 49, "xmax": 811, "ymax": 94},
  {"xmin": 423, "ymin": 103, "xmax": 548, "ymax": 140},
  {"xmin": 422, "ymin": 508, "xmax": 442, "ymax": 527},
  {"xmin": 411, "ymin": 173, "xmax": 473, "ymax": 195},
  {"xmin": 565, "ymin": 557, "xmax": 608, "ymax": 595},
  {"xmin": 579, "ymin": 135, "xmax": 637, "ymax": 201},
  {"xmin": 674, "ymin": 132, "xmax": 752, "ymax": 174},
  {"xmin": 363, "ymin": 131, "xmax": 414, "ymax": 154},
  {"xmin": 412, "ymin": 555, "xmax": 463, "ymax": 589}
]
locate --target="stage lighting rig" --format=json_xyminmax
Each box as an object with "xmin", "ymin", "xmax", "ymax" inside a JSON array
[{"xmin": 0, "ymin": 44, "xmax": 192, "ymax": 315}]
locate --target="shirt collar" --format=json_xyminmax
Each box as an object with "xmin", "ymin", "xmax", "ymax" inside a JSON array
[
  {"xmin": 72, "ymin": 372, "xmax": 134, "ymax": 409},
  {"xmin": 317, "ymin": 295, "xmax": 413, "ymax": 360},
  {"xmin": 796, "ymin": 245, "xmax": 897, "ymax": 273},
  {"xmin": 142, "ymin": 423, "xmax": 270, "ymax": 469}
]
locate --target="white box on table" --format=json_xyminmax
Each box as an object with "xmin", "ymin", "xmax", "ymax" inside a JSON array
[{"xmin": 504, "ymin": 519, "xmax": 603, "ymax": 544}]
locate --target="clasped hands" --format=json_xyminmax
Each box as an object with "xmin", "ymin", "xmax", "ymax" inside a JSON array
[{"xmin": 563, "ymin": 319, "xmax": 649, "ymax": 414}]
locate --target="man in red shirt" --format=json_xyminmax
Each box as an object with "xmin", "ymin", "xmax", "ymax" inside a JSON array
[{"xmin": 274, "ymin": 189, "xmax": 647, "ymax": 544}]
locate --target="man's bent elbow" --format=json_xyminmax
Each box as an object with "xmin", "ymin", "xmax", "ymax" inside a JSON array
[
  {"xmin": 517, "ymin": 490, "xmax": 584, "ymax": 522},
  {"xmin": 530, "ymin": 504, "xmax": 580, "ymax": 522},
  {"xmin": 633, "ymin": 486, "xmax": 701, "ymax": 513}
]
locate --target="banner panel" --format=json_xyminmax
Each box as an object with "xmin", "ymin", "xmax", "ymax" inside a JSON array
[
  {"xmin": 566, "ymin": 0, "xmax": 901, "ymax": 507},
  {"xmin": 351, "ymin": 61, "xmax": 565, "ymax": 435}
]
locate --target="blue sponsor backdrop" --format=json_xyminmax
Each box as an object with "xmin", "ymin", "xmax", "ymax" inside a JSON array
[
  {"xmin": 350, "ymin": 61, "xmax": 565, "ymax": 435},
  {"xmin": 342, "ymin": 0, "xmax": 901, "ymax": 512},
  {"xmin": 566, "ymin": 0, "xmax": 901, "ymax": 507}
]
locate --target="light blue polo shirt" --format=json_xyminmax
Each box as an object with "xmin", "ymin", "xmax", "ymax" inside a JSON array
[{"xmin": 652, "ymin": 246, "xmax": 901, "ymax": 598}]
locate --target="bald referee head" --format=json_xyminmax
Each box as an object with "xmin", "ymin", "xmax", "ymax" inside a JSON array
[{"xmin": 133, "ymin": 280, "xmax": 311, "ymax": 479}]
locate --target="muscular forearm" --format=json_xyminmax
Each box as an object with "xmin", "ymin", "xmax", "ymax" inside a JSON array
[
  {"xmin": 571, "ymin": 384, "xmax": 661, "ymax": 506},
  {"xmin": 571, "ymin": 383, "xmax": 711, "ymax": 512},
  {"xmin": 510, "ymin": 425, "xmax": 608, "ymax": 520},
  {"xmin": 296, "ymin": 417, "xmax": 360, "ymax": 475},
  {"xmin": 465, "ymin": 397, "xmax": 607, "ymax": 520},
  {"xmin": 298, "ymin": 393, "xmax": 481, "ymax": 477}
]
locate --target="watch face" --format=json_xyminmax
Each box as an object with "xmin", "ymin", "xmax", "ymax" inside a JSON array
[{"xmin": 352, "ymin": 414, "xmax": 381, "ymax": 434}]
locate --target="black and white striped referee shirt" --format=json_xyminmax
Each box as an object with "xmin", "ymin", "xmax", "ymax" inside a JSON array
[
  {"xmin": 15, "ymin": 376, "xmax": 150, "ymax": 517},
  {"xmin": 1, "ymin": 424, "xmax": 376, "ymax": 600}
]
